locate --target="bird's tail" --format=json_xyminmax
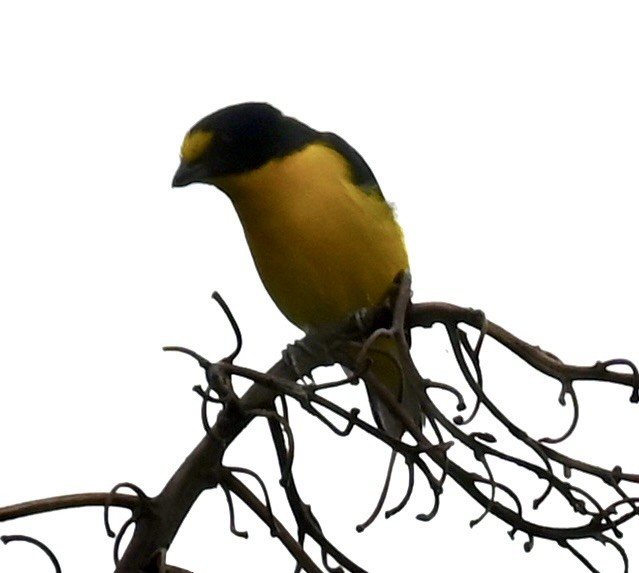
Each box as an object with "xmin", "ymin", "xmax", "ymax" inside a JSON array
[{"xmin": 355, "ymin": 333, "xmax": 425, "ymax": 439}]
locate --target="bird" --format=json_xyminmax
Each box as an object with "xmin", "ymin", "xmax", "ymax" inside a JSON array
[{"xmin": 172, "ymin": 102, "xmax": 423, "ymax": 437}]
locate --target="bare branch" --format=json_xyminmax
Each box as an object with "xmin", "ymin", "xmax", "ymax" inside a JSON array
[
  {"xmin": 0, "ymin": 493, "xmax": 137, "ymax": 522},
  {"xmin": 3, "ymin": 291, "xmax": 637, "ymax": 572}
]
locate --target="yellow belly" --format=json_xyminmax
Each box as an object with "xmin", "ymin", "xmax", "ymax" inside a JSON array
[{"xmin": 215, "ymin": 144, "xmax": 409, "ymax": 331}]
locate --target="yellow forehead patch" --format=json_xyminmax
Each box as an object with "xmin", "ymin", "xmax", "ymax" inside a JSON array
[{"xmin": 180, "ymin": 130, "xmax": 214, "ymax": 163}]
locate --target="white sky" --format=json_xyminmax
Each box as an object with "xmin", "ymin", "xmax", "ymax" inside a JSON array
[{"xmin": 1, "ymin": 1, "xmax": 638, "ymax": 572}]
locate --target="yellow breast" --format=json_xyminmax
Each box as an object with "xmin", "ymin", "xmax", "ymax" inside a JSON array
[{"xmin": 214, "ymin": 143, "xmax": 409, "ymax": 331}]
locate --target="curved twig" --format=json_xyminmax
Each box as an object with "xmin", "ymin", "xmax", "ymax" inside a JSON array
[
  {"xmin": 356, "ymin": 451, "xmax": 397, "ymax": 532},
  {"xmin": 212, "ymin": 291, "xmax": 243, "ymax": 363},
  {"xmin": 0, "ymin": 493, "xmax": 137, "ymax": 523},
  {"xmin": 1, "ymin": 534, "xmax": 61, "ymax": 573}
]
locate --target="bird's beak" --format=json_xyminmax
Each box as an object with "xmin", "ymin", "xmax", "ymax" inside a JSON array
[{"xmin": 172, "ymin": 161, "xmax": 207, "ymax": 188}]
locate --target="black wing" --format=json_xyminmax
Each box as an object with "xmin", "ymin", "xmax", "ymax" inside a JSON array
[{"xmin": 320, "ymin": 132, "xmax": 385, "ymax": 199}]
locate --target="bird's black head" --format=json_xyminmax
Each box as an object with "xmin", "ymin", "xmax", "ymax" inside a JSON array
[{"xmin": 172, "ymin": 102, "xmax": 317, "ymax": 187}]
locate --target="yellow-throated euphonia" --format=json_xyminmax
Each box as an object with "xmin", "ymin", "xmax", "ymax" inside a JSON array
[{"xmin": 173, "ymin": 102, "xmax": 423, "ymax": 436}]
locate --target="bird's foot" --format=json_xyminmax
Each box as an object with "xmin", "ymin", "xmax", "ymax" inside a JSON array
[
  {"xmin": 343, "ymin": 270, "xmax": 413, "ymax": 344},
  {"xmin": 282, "ymin": 333, "xmax": 337, "ymax": 382}
]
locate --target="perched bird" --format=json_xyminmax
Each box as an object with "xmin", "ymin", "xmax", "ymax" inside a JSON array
[{"xmin": 172, "ymin": 102, "xmax": 422, "ymax": 436}]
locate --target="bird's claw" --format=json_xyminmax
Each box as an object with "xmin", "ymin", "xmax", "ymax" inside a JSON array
[{"xmin": 282, "ymin": 335, "xmax": 337, "ymax": 382}]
